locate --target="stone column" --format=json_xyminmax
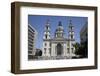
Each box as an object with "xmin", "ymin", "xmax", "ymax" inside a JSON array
[
  {"xmin": 51, "ymin": 43, "xmax": 55, "ymax": 56},
  {"xmin": 63, "ymin": 43, "xmax": 66, "ymax": 56},
  {"xmin": 69, "ymin": 41, "xmax": 72, "ymax": 58}
]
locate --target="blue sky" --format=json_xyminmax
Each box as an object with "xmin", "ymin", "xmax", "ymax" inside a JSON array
[{"xmin": 28, "ymin": 15, "xmax": 87, "ymax": 49}]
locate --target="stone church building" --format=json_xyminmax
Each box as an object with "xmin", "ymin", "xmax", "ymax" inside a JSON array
[{"xmin": 42, "ymin": 20, "xmax": 76, "ymax": 59}]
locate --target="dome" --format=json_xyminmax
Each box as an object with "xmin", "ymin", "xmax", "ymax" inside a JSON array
[
  {"xmin": 56, "ymin": 21, "xmax": 64, "ymax": 32},
  {"xmin": 55, "ymin": 21, "xmax": 64, "ymax": 38},
  {"xmin": 58, "ymin": 26, "xmax": 64, "ymax": 31}
]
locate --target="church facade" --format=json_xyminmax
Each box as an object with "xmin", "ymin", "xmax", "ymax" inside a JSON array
[{"xmin": 42, "ymin": 20, "xmax": 76, "ymax": 59}]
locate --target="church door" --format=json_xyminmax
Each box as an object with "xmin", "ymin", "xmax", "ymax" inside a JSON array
[{"xmin": 57, "ymin": 43, "xmax": 63, "ymax": 56}]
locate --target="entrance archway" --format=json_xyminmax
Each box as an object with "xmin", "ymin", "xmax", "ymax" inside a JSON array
[{"xmin": 57, "ymin": 43, "xmax": 63, "ymax": 56}]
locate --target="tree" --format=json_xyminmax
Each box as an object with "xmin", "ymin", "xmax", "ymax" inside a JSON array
[
  {"xmin": 73, "ymin": 42, "xmax": 80, "ymax": 53},
  {"xmin": 74, "ymin": 41, "xmax": 88, "ymax": 58},
  {"xmin": 35, "ymin": 49, "xmax": 42, "ymax": 56}
]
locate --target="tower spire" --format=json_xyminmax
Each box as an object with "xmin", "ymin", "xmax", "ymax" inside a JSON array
[
  {"xmin": 68, "ymin": 20, "xmax": 74, "ymax": 40},
  {"xmin": 43, "ymin": 19, "xmax": 51, "ymax": 39},
  {"xmin": 69, "ymin": 20, "xmax": 72, "ymax": 26}
]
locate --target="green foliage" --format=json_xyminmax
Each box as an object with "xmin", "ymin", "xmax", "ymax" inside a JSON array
[{"xmin": 73, "ymin": 41, "xmax": 88, "ymax": 58}]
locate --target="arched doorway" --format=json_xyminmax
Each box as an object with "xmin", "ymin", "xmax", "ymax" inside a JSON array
[{"xmin": 57, "ymin": 43, "xmax": 63, "ymax": 56}]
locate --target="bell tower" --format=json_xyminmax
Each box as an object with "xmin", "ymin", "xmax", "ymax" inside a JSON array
[
  {"xmin": 68, "ymin": 20, "xmax": 75, "ymax": 58},
  {"xmin": 43, "ymin": 19, "xmax": 51, "ymax": 56},
  {"xmin": 68, "ymin": 20, "xmax": 75, "ymax": 40}
]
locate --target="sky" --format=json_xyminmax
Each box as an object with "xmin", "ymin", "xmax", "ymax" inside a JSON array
[{"xmin": 28, "ymin": 15, "xmax": 87, "ymax": 49}]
